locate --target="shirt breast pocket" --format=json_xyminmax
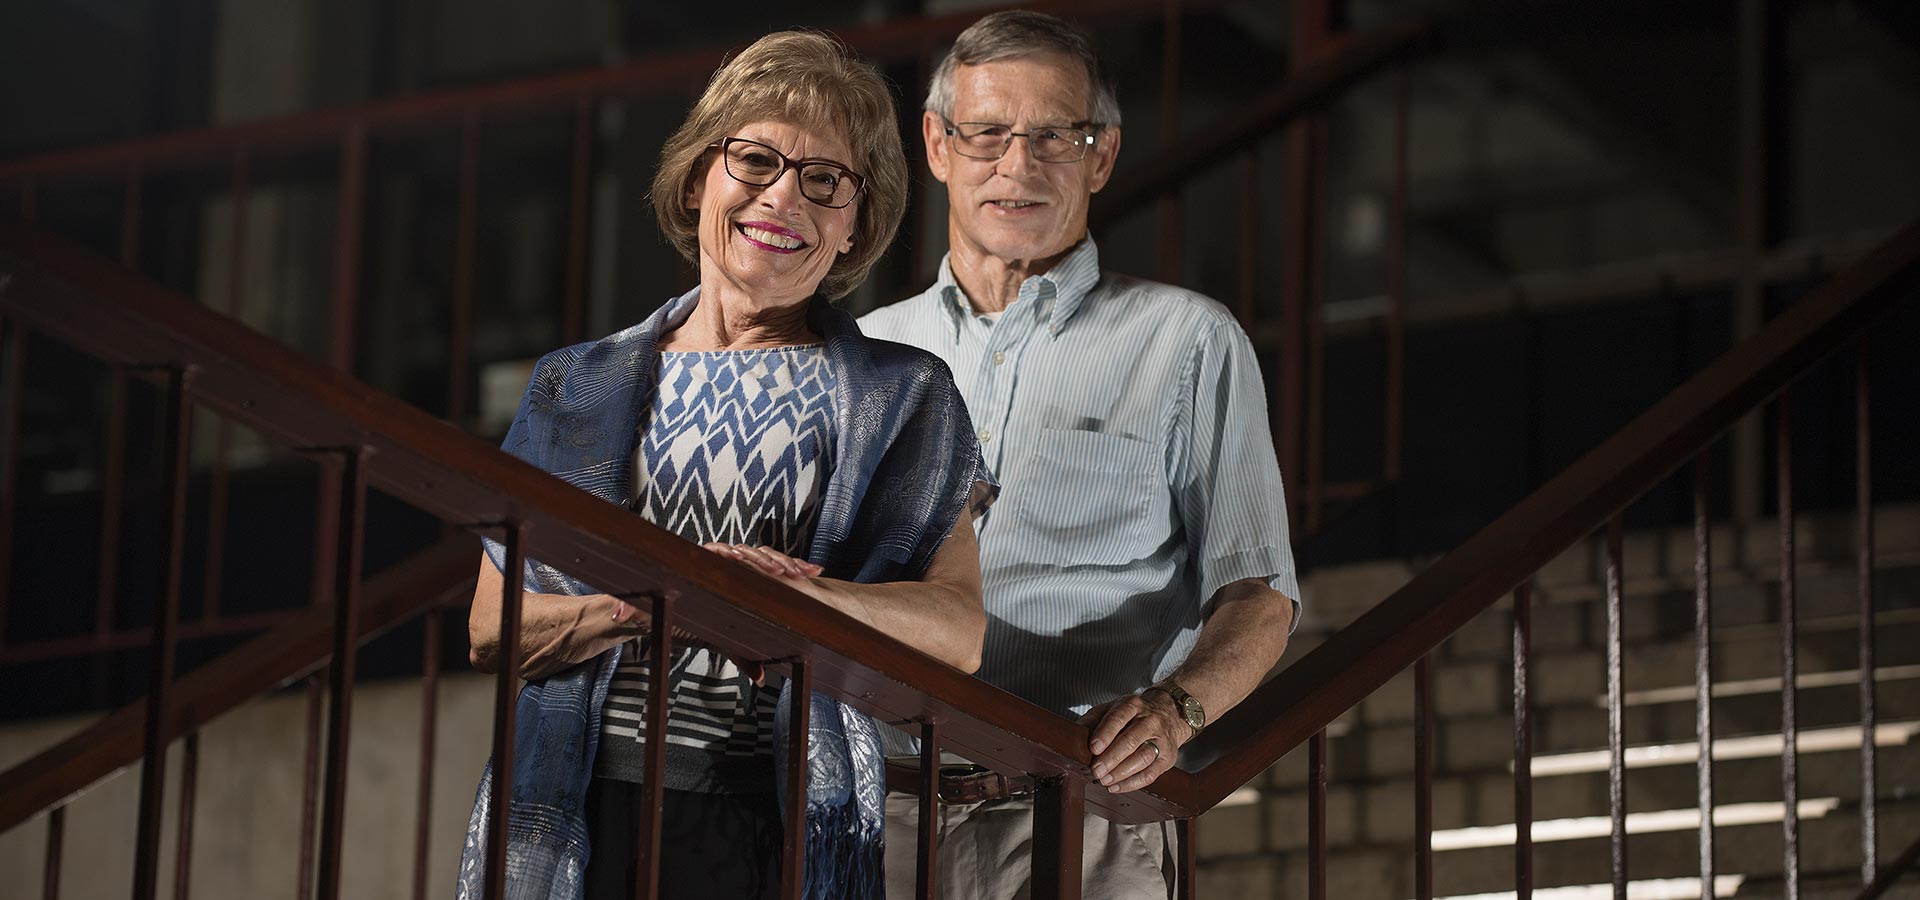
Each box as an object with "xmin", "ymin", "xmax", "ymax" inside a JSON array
[{"xmin": 1016, "ymin": 428, "xmax": 1168, "ymax": 567}]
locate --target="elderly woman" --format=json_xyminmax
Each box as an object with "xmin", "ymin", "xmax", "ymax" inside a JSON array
[{"xmin": 455, "ymin": 31, "xmax": 990, "ymax": 900}]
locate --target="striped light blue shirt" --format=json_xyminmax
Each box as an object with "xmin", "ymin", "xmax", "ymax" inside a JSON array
[{"xmin": 860, "ymin": 239, "xmax": 1300, "ymax": 717}]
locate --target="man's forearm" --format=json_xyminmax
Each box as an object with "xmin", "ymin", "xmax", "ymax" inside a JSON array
[{"xmin": 1167, "ymin": 577, "xmax": 1295, "ymax": 728}]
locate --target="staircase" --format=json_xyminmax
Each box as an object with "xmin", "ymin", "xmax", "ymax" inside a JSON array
[{"xmin": 2, "ymin": 1, "xmax": 1920, "ymax": 899}]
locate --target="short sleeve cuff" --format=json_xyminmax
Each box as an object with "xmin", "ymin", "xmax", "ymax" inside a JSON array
[{"xmin": 1201, "ymin": 546, "xmax": 1304, "ymax": 635}]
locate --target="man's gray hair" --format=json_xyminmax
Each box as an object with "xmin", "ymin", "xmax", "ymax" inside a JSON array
[{"xmin": 924, "ymin": 10, "xmax": 1122, "ymax": 128}]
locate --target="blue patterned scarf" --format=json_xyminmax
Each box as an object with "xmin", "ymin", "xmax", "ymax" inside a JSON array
[{"xmin": 455, "ymin": 288, "xmax": 990, "ymax": 900}]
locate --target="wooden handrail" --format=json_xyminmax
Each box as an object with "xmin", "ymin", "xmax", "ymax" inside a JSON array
[
  {"xmin": 1186, "ymin": 218, "xmax": 1920, "ymax": 808},
  {"xmin": 0, "ymin": 223, "xmax": 1195, "ymax": 825},
  {"xmin": 0, "ymin": 534, "xmax": 477, "ymax": 832},
  {"xmin": 0, "ymin": 0, "xmax": 1238, "ymax": 185}
]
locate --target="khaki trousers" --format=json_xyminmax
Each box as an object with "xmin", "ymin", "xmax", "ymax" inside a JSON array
[{"xmin": 883, "ymin": 792, "xmax": 1174, "ymax": 900}]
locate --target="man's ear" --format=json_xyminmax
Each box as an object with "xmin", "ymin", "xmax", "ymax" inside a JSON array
[
  {"xmin": 922, "ymin": 110, "xmax": 951, "ymax": 185},
  {"xmin": 1086, "ymin": 125, "xmax": 1122, "ymax": 194}
]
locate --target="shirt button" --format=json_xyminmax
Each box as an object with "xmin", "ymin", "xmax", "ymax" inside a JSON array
[
  {"xmin": 978, "ymin": 428, "xmax": 993, "ymax": 443},
  {"xmin": 992, "ymin": 351, "xmax": 1006, "ymax": 366}
]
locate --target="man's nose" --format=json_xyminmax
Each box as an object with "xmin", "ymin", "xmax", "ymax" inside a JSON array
[{"xmin": 996, "ymin": 134, "xmax": 1040, "ymax": 174}]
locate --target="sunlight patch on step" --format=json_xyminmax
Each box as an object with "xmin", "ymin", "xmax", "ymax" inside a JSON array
[
  {"xmin": 1600, "ymin": 664, "xmax": 1920, "ymax": 708},
  {"xmin": 1526, "ymin": 721, "xmax": 1920, "ymax": 776},
  {"xmin": 1429, "ymin": 797, "xmax": 1839, "ymax": 851},
  {"xmin": 1422, "ymin": 875, "xmax": 1744, "ymax": 900}
]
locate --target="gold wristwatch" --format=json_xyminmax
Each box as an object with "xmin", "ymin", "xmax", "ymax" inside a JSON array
[{"xmin": 1151, "ymin": 678, "xmax": 1205, "ymax": 735}]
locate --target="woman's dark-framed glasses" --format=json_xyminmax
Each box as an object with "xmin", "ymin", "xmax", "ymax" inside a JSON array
[
  {"xmin": 942, "ymin": 119, "xmax": 1097, "ymax": 163},
  {"xmin": 712, "ymin": 137, "xmax": 864, "ymax": 209}
]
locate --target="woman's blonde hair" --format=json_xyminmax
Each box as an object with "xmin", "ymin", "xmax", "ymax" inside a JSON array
[{"xmin": 651, "ymin": 30, "xmax": 908, "ymax": 300}]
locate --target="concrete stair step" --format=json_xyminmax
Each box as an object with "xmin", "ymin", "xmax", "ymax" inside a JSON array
[
  {"xmin": 1203, "ymin": 742, "xmax": 1920, "ymax": 853},
  {"xmin": 1196, "ymin": 798, "xmax": 1920, "ymax": 900}
]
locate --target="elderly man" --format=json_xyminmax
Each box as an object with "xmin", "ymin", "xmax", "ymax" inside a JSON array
[{"xmin": 859, "ymin": 9, "xmax": 1301, "ymax": 899}]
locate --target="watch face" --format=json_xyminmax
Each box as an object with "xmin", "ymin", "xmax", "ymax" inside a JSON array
[{"xmin": 1180, "ymin": 697, "xmax": 1204, "ymax": 728}]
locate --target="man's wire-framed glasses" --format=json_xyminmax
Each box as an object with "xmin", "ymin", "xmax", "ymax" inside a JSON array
[
  {"xmin": 941, "ymin": 118, "xmax": 1098, "ymax": 163},
  {"xmin": 710, "ymin": 137, "xmax": 865, "ymax": 209}
]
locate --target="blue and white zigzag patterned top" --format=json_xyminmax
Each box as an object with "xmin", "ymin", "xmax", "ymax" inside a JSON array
[{"xmin": 597, "ymin": 346, "xmax": 836, "ymax": 791}]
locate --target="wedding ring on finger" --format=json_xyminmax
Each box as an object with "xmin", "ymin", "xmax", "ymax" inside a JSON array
[{"xmin": 1144, "ymin": 738, "xmax": 1162, "ymax": 761}]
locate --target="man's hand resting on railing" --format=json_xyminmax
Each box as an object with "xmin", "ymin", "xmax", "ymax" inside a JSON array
[{"xmin": 1078, "ymin": 577, "xmax": 1297, "ymax": 793}]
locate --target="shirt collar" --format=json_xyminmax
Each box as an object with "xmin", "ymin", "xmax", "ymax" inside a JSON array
[{"xmin": 934, "ymin": 237, "xmax": 1102, "ymax": 339}]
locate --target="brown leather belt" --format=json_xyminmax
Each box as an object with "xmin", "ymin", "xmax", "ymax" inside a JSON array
[{"xmin": 885, "ymin": 758, "xmax": 1037, "ymax": 805}]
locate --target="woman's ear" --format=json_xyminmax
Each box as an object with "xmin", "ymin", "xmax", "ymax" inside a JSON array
[
  {"xmin": 685, "ymin": 172, "xmax": 704, "ymax": 210},
  {"xmin": 839, "ymin": 232, "xmax": 855, "ymax": 254}
]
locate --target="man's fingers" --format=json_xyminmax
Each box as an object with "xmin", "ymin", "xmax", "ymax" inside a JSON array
[
  {"xmin": 1098, "ymin": 740, "xmax": 1163, "ymax": 790},
  {"xmin": 1087, "ymin": 697, "xmax": 1143, "ymax": 757}
]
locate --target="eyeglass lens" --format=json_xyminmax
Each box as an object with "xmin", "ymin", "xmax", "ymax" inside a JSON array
[
  {"xmin": 721, "ymin": 139, "xmax": 860, "ymax": 208},
  {"xmin": 949, "ymin": 123, "xmax": 1093, "ymax": 163}
]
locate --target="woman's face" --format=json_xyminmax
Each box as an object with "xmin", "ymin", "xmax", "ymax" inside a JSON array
[{"xmin": 689, "ymin": 120, "xmax": 860, "ymax": 309}]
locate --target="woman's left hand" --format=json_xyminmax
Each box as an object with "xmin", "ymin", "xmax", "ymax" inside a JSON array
[{"xmin": 703, "ymin": 543, "xmax": 824, "ymax": 580}]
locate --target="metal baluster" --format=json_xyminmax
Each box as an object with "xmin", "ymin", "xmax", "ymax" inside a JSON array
[
  {"xmin": 1176, "ymin": 816, "xmax": 1196, "ymax": 900},
  {"xmin": 1303, "ymin": 117, "xmax": 1329, "ymax": 534},
  {"xmin": 1606, "ymin": 516, "xmax": 1627, "ymax": 900},
  {"xmin": 1156, "ymin": 0, "xmax": 1183, "ymax": 283},
  {"xmin": 1309, "ymin": 729, "xmax": 1326, "ymax": 900},
  {"xmin": 563, "ymin": 95, "xmax": 594, "ymax": 346},
  {"xmin": 412, "ymin": 610, "xmax": 441, "ymax": 900},
  {"xmin": 316, "ymin": 449, "xmax": 369, "ymax": 900},
  {"xmin": 1694, "ymin": 454, "xmax": 1715, "ymax": 894},
  {"xmin": 1512, "ymin": 581, "xmax": 1533, "ymax": 900},
  {"xmin": 1415, "ymin": 655, "xmax": 1433, "ymax": 900},
  {"xmin": 95, "ymin": 369, "xmax": 129, "ymax": 674},
  {"xmin": 0, "ymin": 317, "xmax": 22, "ymax": 651},
  {"xmin": 916, "ymin": 720, "xmax": 940, "ymax": 900},
  {"xmin": 328, "ymin": 122, "xmax": 368, "ymax": 372},
  {"xmin": 1033, "ymin": 775, "xmax": 1085, "ymax": 900},
  {"xmin": 132, "ymin": 365, "xmax": 193, "ymax": 900},
  {"xmin": 1778, "ymin": 396, "xmax": 1800, "ymax": 900},
  {"xmin": 1856, "ymin": 341, "xmax": 1876, "ymax": 888},
  {"xmin": 202, "ymin": 147, "xmax": 250, "ymax": 624},
  {"xmin": 484, "ymin": 521, "xmax": 526, "ymax": 900},
  {"xmin": 1384, "ymin": 66, "xmax": 1408, "ymax": 484},
  {"xmin": 449, "ymin": 109, "xmax": 480, "ymax": 426},
  {"xmin": 173, "ymin": 732, "xmax": 199, "ymax": 900},
  {"xmin": 298, "ymin": 673, "xmax": 323, "ymax": 900},
  {"xmin": 632, "ymin": 592, "xmax": 673, "ymax": 900},
  {"xmin": 43, "ymin": 806, "xmax": 65, "ymax": 900},
  {"xmin": 780, "ymin": 657, "xmax": 812, "ymax": 900}
]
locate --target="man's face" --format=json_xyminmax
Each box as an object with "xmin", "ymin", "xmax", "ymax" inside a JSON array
[{"xmin": 923, "ymin": 53, "xmax": 1122, "ymax": 266}]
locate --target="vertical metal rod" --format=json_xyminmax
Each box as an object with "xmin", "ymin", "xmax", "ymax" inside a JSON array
[
  {"xmin": 1176, "ymin": 817, "xmax": 1196, "ymax": 900},
  {"xmin": 203, "ymin": 147, "xmax": 251, "ymax": 622},
  {"xmin": 1778, "ymin": 396, "xmax": 1800, "ymax": 900},
  {"xmin": 484, "ymin": 522, "xmax": 526, "ymax": 900},
  {"xmin": 132, "ymin": 365, "xmax": 194, "ymax": 900},
  {"xmin": 328, "ymin": 121, "xmax": 369, "ymax": 372},
  {"xmin": 1236, "ymin": 152, "xmax": 1257, "ymax": 330},
  {"xmin": 1512, "ymin": 581, "xmax": 1533, "ymax": 900},
  {"xmin": 915, "ymin": 720, "xmax": 940, "ymax": 900},
  {"xmin": 95, "ymin": 370, "xmax": 130, "ymax": 645},
  {"xmin": 449, "ymin": 109, "xmax": 480, "ymax": 425},
  {"xmin": 780, "ymin": 658, "xmax": 812, "ymax": 900},
  {"xmin": 1155, "ymin": 0, "xmax": 1183, "ymax": 283},
  {"xmin": 1856, "ymin": 340, "xmax": 1876, "ymax": 887},
  {"xmin": 1032, "ymin": 776, "xmax": 1086, "ymax": 900},
  {"xmin": 173, "ymin": 732, "xmax": 199, "ymax": 900},
  {"xmin": 120, "ymin": 167, "xmax": 143, "ymax": 268},
  {"xmin": 315, "ymin": 449, "xmax": 368, "ymax": 900},
  {"xmin": 43, "ymin": 806, "xmax": 65, "ymax": 900},
  {"xmin": 1384, "ymin": 66, "xmax": 1409, "ymax": 483},
  {"xmin": 1606, "ymin": 515, "xmax": 1627, "ymax": 900},
  {"xmin": 562, "ymin": 95, "xmax": 594, "ymax": 346},
  {"xmin": 0, "ymin": 317, "xmax": 23, "ymax": 647},
  {"xmin": 1308, "ymin": 729, "xmax": 1326, "ymax": 900},
  {"xmin": 632, "ymin": 593, "xmax": 673, "ymax": 900},
  {"xmin": 1303, "ymin": 116, "xmax": 1331, "ymax": 533},
  {"xmin": 297, "ymin": 673, "xmax": 323, "ymax": 900},
  {"xmin": 1414, "ymin": 655, "xmax": 1433, "ymax": 900},
  {"xmin": 412, "ymin": 610, "xmax": 440, "ymax": 900},
  {"xmin": 1694, "ymin": 454, "xmax": 1715, "ymax": 893}
]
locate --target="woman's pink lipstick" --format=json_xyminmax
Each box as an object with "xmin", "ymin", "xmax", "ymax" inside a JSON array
[{"xmin": 735, "ymin": 220, "xmax": 808, "ymax": 254}]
